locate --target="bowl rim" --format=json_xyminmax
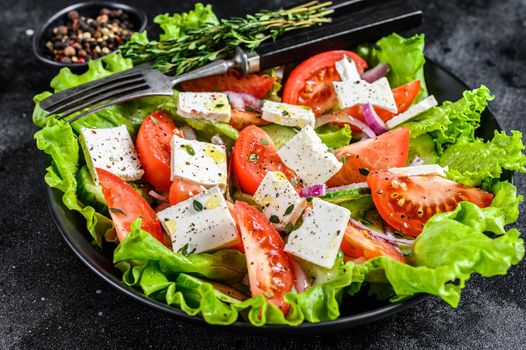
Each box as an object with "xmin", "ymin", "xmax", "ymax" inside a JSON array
[
  {"xmin": 32, "ymin": 1, "xmax": 147, "ymax": 69},
  {"xmin": 43, "ymin": 57, "xmax": 509, "ymax": 335}
]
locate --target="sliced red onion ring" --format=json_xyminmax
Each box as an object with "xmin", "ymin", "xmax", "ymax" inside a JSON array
[
  {"xmin": 300, "ymin": 184, "xmax": 326, "ymax": 198},
  {"xmin": 149, "ymin": 190, "xmax": 169, "ymax": 203},
  {"xmin": 154, "ymin": 202, "xmax": 171, "ymax": 213},
  {"xmin": 349, "ymin": 218, "xmax": 415, "ymax": 246},
  {"xmin": 326, "ymin": 182, "xmax": 369, "ymax": 193},
  {"xmin": 225, "ymin": 91, "xmax": 262, "ymax": 112},
  {"xmin": 181, "ymin": 125, "xmax": 196, "ymax": 140},
  {"xmin": 315, "ymin": 113, "xmax": 376, "ymax": 139},
  {"xmin": 409, "ymin": 156, "xmax": 425, "ymax": 166},
  {"xmin": 211, "ymin": 134, "xmax": 225, "ymax": 146},
  {"xmin": 360, "ymin": 63, "xmax": 390, "ymax": 83},
  {"xmin": 362, "ymin": 103, "xmax": 387, "ymax": 135},
  {"xmin": 291, "ymin": 259, "xmax": 309, "ymax": 293}
]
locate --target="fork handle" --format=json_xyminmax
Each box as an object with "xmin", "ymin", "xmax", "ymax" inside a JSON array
[
  {"xmin": 256, "ymin": 0, "xmax": 422, "ymax": 70},
  {"xmin": 170, "ymin": 47, "xmax": 259, "ymax": 86}
]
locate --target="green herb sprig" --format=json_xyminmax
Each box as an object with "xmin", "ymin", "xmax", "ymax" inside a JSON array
[{"xmin": 121, "ymin": 1, "xmax": 333, "ymax": 75}]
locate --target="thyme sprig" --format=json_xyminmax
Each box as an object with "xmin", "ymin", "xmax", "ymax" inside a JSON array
[{"xmin": 121, "ymin": 1, "xmax": 333, "ymax": 75}]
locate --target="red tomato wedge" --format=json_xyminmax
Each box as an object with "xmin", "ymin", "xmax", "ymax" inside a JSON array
[
  {"xmin": 234, "ymin": 201, "xmax": 295, "ymax": 314},
  {"xmin": 136, "ymin": 111, "xmax": 183, "ymax": 193},
  {"xmin": 327, "ymin": 127, "xmax": 410, "ymax": 187},
  {"xmin": 229, "ymin": 109, "xmax": 268, "ymax": 130},
  {"xmin": 226, "ymin": 201, "xmax": 245, "ymax": 253},
  {"xmin": 367, "ymin": 171, "xmax": 494, "ymax": 236},
  {"xmin": 341, "ymin": 222, "xmax": 405, "ymax": 263},
  {"xmin": 96, "ymin": 168, "xmax": 163, "ymax": 243},
  {"xmin": 168, "ymin": 178, "xmax": 205, "ymax": 206},
  {"xmin": 231, "ymin": 125, "xmax": 301, "ymax": 195},
  {"xmin": 282, "ymin": 50, "xmax": 368, "ymax": 116},
  {"xmin": 180, "ymin": 71, "xmax": 275, "ymax": 99}
]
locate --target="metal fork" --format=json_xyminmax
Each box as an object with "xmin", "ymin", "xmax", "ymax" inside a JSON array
[
  {"xmin": 39, "ymin": 0, "xmax": 422, "ymax": 122},
  {"xmin": 40, "ymin": 48, "xmax": 259, "ymax": 123}
]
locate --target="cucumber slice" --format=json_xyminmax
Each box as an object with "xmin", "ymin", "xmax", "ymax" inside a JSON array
[
  {"xmin": 295, "ymin": 251, "xmax": 345, "ymax": 286},
  {"xmin": 339, "ymin": 196, "xmax": 374, "ymax": 219},
  {"xmin": 76, "ymin": 165, "xmax": 107, "ymax": 213},
  {"xmin": 176, "ymin": 273, "xmax": 247, "ymax": 307},
  {"xmin": 260, "ymin": 124, "xmax": 297, "ymax": 149},
  {"xmin": 408, "ymin": 133, "xmax": 439, "ymax": 164},
  {"xmin": 320, "ymin": 188, "xmax": 371, "ymax": 204}
]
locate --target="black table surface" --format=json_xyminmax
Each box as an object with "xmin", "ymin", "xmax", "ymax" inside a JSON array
[{"xmin": 1, "ymin": 0, "xmax": 525, "ymax": 348}]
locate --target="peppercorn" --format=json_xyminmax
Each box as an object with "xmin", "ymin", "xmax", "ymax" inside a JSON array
[{"xmin": 44, "ymin": 7, "xmax": 136, "ymax": 63}]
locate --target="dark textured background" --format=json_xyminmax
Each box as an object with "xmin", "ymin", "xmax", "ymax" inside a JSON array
[{"xmin": 1, "ymin": 0, "xmax": 525, "ymax": 349}]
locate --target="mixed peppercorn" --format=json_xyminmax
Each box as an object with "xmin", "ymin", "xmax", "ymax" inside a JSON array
[{"xmin": 44, "ymin": 8, "xmax": 135, "ymax": 64}]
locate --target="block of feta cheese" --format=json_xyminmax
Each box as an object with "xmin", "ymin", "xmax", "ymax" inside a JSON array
[
  {"xmin": 253, "ymin": 171, "xmax": 307, "ymax": 231},
  {"xmin": 386, "ymin": 95, "xmax": 438, "ymax": 129},
  {"xmin": 335, "ymin": 56, "xmax": 361, "ymax": 82},
  {"xmin": 389, "ymin": 164, "xmax": 447, "ymax": 177},
  {"xmin": 261, "ymin": 100, "xmax": 315, "ymax": 128},
  {"xmin": 157, "ymin": 186, "xmax": 240, "ymax": 254},
  {"xmin": 277, "ymin": 126, "xmax": 342, "ymax": 186},
  {"xmin": 284, "ymin": 198, "xmax": 350, "ymax": 268},
  {"xmin": 171, "ymin": 136, "xmax": 227, "ymax": 190},
  {"xmin": 79, "ymin": 125, "xmax": 143, "ymax": 183},
  {"xmin": 333, "ymin": 77, "xmax": 398, "ymax": 113},
  {"xmin": 177, "ymin": 92, "xmax": 231, "ymax": 122}
]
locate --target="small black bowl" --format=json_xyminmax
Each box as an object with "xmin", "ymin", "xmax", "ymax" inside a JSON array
[{"xmin": 33, "ymin": 1, "xmax": 147, "ymax": 71}]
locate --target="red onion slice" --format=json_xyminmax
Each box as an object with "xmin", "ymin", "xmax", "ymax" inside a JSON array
[
  {"xmin": 149, "ymin": 190, "xmax": 169, "ymax": 203},
  {"xmin": 361, "ymin": 63, "xmax": 390, "ymax": 83},
  {"xmin": 225, "ymin": 91, "xmax": 262, "ymax": 112},
  {"xmin": 315, "ymin": 113, "xmax": 376, "ymax": 139},
  {"xmin": 300, "ymin": 184, "xmax": 326, "ymax": 198},
  {"xmin": 362, "ymin": 103, "xmax": 387, "ymax": 135},
  {"xmin": 291, "ymin": 259, "xmax": 309, "ymax": 293},
  {"xmin": 349, "ymin": 218, "xmax": 415, "ymax": 246},
  {"xmin": 409, "ymin": 156, "xmax": 425, "ymax": 166},
  {"xmin": 181, "ymin": 125, "xmax": 196, "ymax": 140}
]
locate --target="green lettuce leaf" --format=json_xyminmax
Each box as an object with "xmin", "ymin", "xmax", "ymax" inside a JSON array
[
  {"xmin": 316, "ymin": 125, "xmax": 352, "ymax": 149},
  {"xmin": 440, "ymin": 130, "xmax": 526, "ymax": 186},
  {"xmin": 357, "ymin": 33, "xmax": 428, "ymax": 101},
  {"xmin": 114, "ymin": 220, "xmax": 247, "ymax": 283},
  {"xmin": 154, "ymin": 3, "xmax": 219, "ymax": 41},
  {"xmin": 34, "ymin": 119, "xmax": 115, "ymax": 246},
  {"xmin": 375, "ymin": 33, "xmax": 428, "ymax": 100},
  {"xmin": 404, "ymin": 85, "xmax": 494, "ymax": 153}
]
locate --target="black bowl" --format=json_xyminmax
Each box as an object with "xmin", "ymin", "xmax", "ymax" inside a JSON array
[
  {"xmin": 45, "ymin": 58, "xmax": 510, "ymax": 334},
  {"xmin": 33, "ymin": 1, "xmax": 147, "ymax": 70}
]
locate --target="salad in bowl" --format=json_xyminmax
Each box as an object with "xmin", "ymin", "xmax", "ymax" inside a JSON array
[{"xmin": 33, "ymin": 3, "xmax": 525, "ymax": 327}]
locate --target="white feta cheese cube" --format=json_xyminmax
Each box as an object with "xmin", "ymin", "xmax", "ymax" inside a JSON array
[
  {"xmin": 335, "ymin": 57, "xmax": 361, "ymax": 82},
  {"xmin": 79, "ymin": 125, "xmax": 143, "ymax": 183},
  {"xmin": 157, "ymin": 186, "xmax": 240, "ymax": 254},
  {"xmin": 333, "ymin": 77, "xmax": 398, "ymax": 113},
  {"xmin": 284, "ymin": 198, "xmax": 350, "ymax": 268},
  {"xmin": 253, "ymin": 171, "xmax": 307, "ymax": 231},
  {"xmin": 171, "ymin": 136, "xmax": 227, "ymax": 190},
  {"xmin": 261, "ymin": 100, "xmax": 315, "ymax": 129},
  {"xmin": 386, "ymin": 95, "xmax": 438, "ymax": 129},
  {"xmin": 277, "ymin": 126, "xmax": 342, "ymax": 186},
  {"xmin": 177, "ymin": 92, "xmax": 231, "ymax": 122},
  {"xmin": 389, "ymin": 164, "xmax": 448, "ymax": 177}
]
